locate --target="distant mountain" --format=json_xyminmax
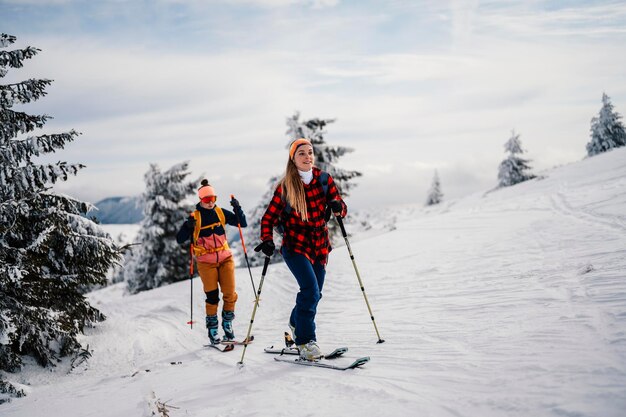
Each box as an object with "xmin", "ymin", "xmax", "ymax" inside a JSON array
[{"xmin": 92, "ymin": 196, "xmax": 143, "ymax": 224}]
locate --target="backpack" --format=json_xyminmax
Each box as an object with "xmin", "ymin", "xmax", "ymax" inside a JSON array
[
  {"xmin": 190, "ymin": 206, "xmax": 229, "ymax": 257},
  {"xmin": 276, "ymin": 171, "xmax": 331, "ymax": 236}
]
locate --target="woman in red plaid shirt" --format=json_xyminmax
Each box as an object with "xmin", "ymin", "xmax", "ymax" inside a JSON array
[{"xmin": 255, "ymin": 138, "xmax": 347, "ymax": 361}]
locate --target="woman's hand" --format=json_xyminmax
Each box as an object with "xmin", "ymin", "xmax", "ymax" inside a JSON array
[
  {"xmin": 329, "ymin": 200, "xmax": 343, "ymax": 217},
  {"xmin": 184, "ymin": 217, "xmax": 196, "ymax": 230},
  {"xmin": 254, "ymin": 240, "xmax": 275, "ymax": 256}
]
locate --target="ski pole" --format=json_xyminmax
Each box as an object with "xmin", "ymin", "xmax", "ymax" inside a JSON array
[
  {"xmin": 187, "ymin": 244, "xmax": 195, "ymax": 329},
  {"xmin": 237, "ymin": 255, "xmax": 271, "ymax": 366},
  {"xmin": 230, "ymin": 194, "xmax": 258, "ymax": 307},
  {"xmin": 336, "ymin": 216, "xmax": 385, "ymax": 344}
]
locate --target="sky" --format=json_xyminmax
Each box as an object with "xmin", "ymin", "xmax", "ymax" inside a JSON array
[{"xmin": 2, "ymin": 0, "xmax": 626, "ymax": 211}]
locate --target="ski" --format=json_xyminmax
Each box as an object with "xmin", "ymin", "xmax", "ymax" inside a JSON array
[
  {"xmin": 204, "ymin": 343, "xmax": 235, "ymax": 352},
  {"xmin": 222, "ymin": 335, "xmax": 254, "ymax": 346},
  {"xmin": 274, "ymin": 356, "xmax": 370, "ymax": 371},
  {"xmin": 264, "ymin": 345, "xmax": 348, "ymax": 359}
]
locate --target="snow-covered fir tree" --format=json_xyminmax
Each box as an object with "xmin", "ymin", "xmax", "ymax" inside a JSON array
[
  {"xmin": 497, "ymin": 130, "xmax": 535, "ymax": 188},
  {"xmin": 238, "ymin": 112, "xmax": 362, "ymax": 266},
  {"xmin": 238, "ymin": 175, "xmax": 282, "ymax": 267},
  {"xmin": 425, "ymin": 170, "xmax": 443, "ymax": 206},
  {"xmin": 586, "ymin": 93, "xmax": 626, "ymax": 157},
  {"xmin": 0, "ymin": 34, "xmax": 120, "ymax": 402},
  {"xmin": 121, "ymin": 162, "xmax": 196, "ymax": 294}
]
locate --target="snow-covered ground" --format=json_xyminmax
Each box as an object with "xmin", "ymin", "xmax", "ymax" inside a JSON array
[{"xmin": 3, "ymin": 148, "xmax": 626, "ymax": 417}]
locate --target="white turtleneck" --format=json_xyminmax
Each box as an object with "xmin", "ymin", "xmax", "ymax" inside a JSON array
[{"xmin": 298, "ymin": 169, "xmax": 313, "ymax": 185}]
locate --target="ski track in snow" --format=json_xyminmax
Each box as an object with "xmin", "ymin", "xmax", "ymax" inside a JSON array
[{"xmin": 3, "ymin": 148, "xmax": 626, "ymax": 417}]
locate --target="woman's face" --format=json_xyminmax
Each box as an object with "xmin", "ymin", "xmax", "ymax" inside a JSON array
[{"xmin": 293, "ymin": 144, "xmax": 314, "ymax": 171}]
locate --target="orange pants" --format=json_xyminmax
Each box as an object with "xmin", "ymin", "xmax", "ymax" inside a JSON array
[{"xmin": 196, "ymin": 256, "xmax": 238, "ymax": 316}]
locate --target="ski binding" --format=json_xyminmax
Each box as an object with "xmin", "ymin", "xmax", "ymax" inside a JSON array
[
  {"xmin": 204, "ymin": 343, "xmax": 235, "ymax": 352},
  {"xmin": 222, "ymin": 335, "xmax": 254, "ymax": 346},
  {"xmin": 264, "ymin": 345, "xmax": 348, "ymax": 360}
]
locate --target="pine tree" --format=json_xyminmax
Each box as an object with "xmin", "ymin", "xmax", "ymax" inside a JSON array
[
  {"xmin": 122, "ymin": 162, "xmax": 196, "ymax": 294},
  {"xmin": 0, "ymin": 34, "xmax": 120, "ymax": 401},
  {"xmin": 239, "ymin": 112, "xmax": 363, "ymax": 266},
  {"xmin": 425, "ymin": 170, "xmax": 443, "ymax": 206},
  {"xmin": 586, "ymin": 93, "xmax": 626, "ymax": 157},
  {"xmin": 497, "ymin": 130, "xmax": 535, "ymax": 188}
]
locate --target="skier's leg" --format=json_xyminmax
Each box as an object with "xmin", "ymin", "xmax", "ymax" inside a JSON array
[
  {"xmin": 281, "ymin": 248, "xmax": 324, "ymax": 346},
  {"xmin": 288, "ymin": 260, "xmax": 326, "ymax": 341},
  {"xmin": 197, "ymin": 261, "xmax": 220, "ymax": 343},
  {"xmin": 217, "ymin": 257, "xmax": 238, "ymax": 340}
]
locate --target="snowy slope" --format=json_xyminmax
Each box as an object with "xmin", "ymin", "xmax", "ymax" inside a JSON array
[{"xmin": 3, "ymin": 148, "xmax": 626, "ymax": 417}]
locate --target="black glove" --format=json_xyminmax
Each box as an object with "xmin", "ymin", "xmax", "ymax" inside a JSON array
[
  {"xmin": 329, "ymin": 200, "xmax": 343, "ymax": 216},
  {"xmin": 254, "ymin": 240, "xmax": 275, "ymax": 257},
  {"xmin": 184, "ymin": 217, "xmax": 196, "ymax": 230},
  {"xmin": 230, "ymin": 197, "xmax": 241, "ymax": 210}
]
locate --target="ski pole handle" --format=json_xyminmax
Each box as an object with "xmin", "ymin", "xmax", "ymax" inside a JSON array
[
  {"xmin": 231, "ymin": 194, "xmax": 247, "ymax": 254},
  {"xmin": 336, "ymin": 215, "xmax": 348, "ymax": 237},
  {"xmin": 260, "ymin": 255, "xmax": 270, "ymax": 276}
]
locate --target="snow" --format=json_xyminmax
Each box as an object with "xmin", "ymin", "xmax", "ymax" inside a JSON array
[{"xmin": 3, "ymin": 148, "xmax": 626, "ymax": 417}]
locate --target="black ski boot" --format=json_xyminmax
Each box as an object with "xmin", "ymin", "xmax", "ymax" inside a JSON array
[
  {"xmin": 206, "ymin": 314, "xmax": 220, "ymax": 345},
  {"xmin": 222, "ymin": 310, "xmax": 235, "ymax": 342}
]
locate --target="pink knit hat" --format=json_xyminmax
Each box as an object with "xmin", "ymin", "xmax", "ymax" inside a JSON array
[{"xmin": 198, "ymin": 179, "xmax": 216, "ymax": 199}]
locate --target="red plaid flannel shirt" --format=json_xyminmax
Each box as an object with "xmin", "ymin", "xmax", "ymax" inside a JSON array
[{"xmin": 260, "ymin": 168, "xmax": 347, "ymax": 265}]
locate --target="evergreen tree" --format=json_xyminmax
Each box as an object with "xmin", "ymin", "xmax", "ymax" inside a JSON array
[
  {"xmin": 425, "ymin": 170, "xmax": 443, "ymax": 206},
  {"xmin": 0, "ymin": 34, "xmax": 120, "ymax": 401},
  {"xmin": 586, "ymin": 93, "xmax": 626, "ymax": 157},
  {"xmin": 497, "ymin": 130, "xmax": 535, "ymax": 188},
  {"xmin": 239, "ymin": 112, "xmax": 363, "ymax": 266},
  {"xmin": 239, "ymin": 175, "xmax": 282, "ymax": 267},
  {"xmin": 122, "ymin": 162, "xmax": 196, "ymax": 294}
]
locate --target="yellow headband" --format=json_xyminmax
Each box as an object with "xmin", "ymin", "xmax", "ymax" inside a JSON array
[{"xmin": 289, "ymin": 138, "xmax": 312, "ymax": 159}]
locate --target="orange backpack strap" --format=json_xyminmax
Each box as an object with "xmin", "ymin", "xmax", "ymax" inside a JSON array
[
  {"xmin": 192, "ymin": 210, "xmax": 202, "ymax": 245},
  {"xmin": 215, "ymin": 206, "xmax": 226, "ymax": 228}
]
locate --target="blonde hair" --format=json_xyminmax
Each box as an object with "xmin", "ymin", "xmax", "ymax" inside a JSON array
[{"xmin": 280, "ymin": 158, "xmax": 309, "ymax": 222}]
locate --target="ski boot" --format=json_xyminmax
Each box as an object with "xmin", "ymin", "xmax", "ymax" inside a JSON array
[
  {"xmin": 206, "ymin": 314, "xmax": 221, "ymax": 345},
  {"xmin": 297, "ymin": 341, "xmax": 322, "ymax": 361},
  {"xmin": 221, "ymin": 310, "xmax": 235, "ymax": 342}
]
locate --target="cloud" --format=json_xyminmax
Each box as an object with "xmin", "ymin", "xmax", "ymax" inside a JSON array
[
  {"xmin": 449, "ymin": 0, "xmax": 480, "ymax": 47},
  {"xmin": 1, "ymin": 0, "xmax": 339, "ymax": 6},
  {"xmin": 1, "ymin": 0, "xmax": 72, "ymax": 4},
  {"xmin": 207, "ymin": 0, "xmax": 338, "ymax": 7},
  {"xmin": 472, "ymin": 1, "xmax": 626, "ymax": 38},
  {"xmin": 3, "ymin": 1, "xmax": 626, "ymax": 210}
]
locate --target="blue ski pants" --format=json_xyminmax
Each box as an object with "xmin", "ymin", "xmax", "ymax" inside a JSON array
[{"xmin": 281, "ymin": 247, "xmax": 326, "ymax": 346}]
